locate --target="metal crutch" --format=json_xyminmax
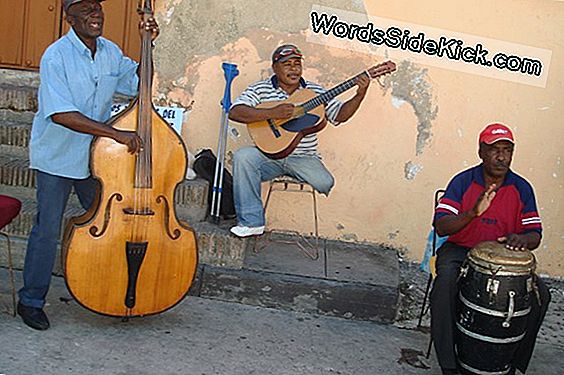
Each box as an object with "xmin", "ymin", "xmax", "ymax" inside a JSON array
[{"xmin": 210, "ymin": 62, "xmax": 239, "ymax": 223}]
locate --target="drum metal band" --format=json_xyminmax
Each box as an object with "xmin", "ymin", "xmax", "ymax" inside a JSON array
[
  {"xmin": 456, "ymin": 322, "xmax": 527, "ymax": 344},
  {"xmin": 459, "ymin": 293, "xmax": 531, "ymax": 318},
  {"xmin": 458, "ymin": 360, "xmax": 513, "ymax": 375}
]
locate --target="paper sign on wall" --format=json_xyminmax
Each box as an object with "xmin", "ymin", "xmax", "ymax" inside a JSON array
[{"xmin": 110, "ymin": 103, "xmax": 185, "ymax": 135}]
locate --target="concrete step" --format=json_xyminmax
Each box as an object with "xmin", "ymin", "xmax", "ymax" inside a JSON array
[
  {"xmin": 0, "ymin": 80, "xmax": 131, "ymax": 116},
  {"xmin": 0, "ymin": 109, "xmax": 34, "ymax": 124},
  {"xmin": 0, "ymin": 220, "xmax": 251, "ymax": 278},
  {"xmin": 198, "ymin": 238, "xmax": 400, "ymax": 323},
  {"xmin": 0, "ymin": 120, "xmax": 30, "ymax": 157},
  {"xmin": 0, "ymin": 181, "xmax": 209, "ymax": 258},
  {"xmin": 0, "ymin": 68, "xmax": 39, "ymax": 88},
  {"xmin": 0, "ymin": 153, "xmax": 208, "ymax": 212},
  {"xmin": 0, "ymin": 84, "xmax": 38, "ymax": 113}
]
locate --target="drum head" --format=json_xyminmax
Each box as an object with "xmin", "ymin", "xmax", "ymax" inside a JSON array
[{"xmin": 468, "ymin": 241, "xmax": 535, "ymax": 275}]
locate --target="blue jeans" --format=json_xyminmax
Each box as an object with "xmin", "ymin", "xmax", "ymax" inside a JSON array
[
  {"xmin": 18, "ymin": 170, "xmax": 98, "ymax": 308},
  {"xmin": 232, "ymin": 147, "xmax": 334, "ymax": 227}
]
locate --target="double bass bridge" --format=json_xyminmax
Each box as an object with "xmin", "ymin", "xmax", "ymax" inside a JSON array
[{"xmin": 123, "ymin": 208, "xmax": 155, "ymax": 216}]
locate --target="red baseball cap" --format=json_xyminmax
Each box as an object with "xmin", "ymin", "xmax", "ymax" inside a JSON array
[{"xmin": 479, "ymin": 123, "xmax": 514, "ymax": 145}]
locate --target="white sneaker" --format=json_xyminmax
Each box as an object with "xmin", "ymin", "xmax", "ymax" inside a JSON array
[{"xmin": 230, "ymin": 225, "xmax": 265, "ymax": 237}]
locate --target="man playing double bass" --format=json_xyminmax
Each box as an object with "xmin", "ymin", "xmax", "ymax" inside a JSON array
[
  {"xmin": 431, "ymin": 123, "xmax": 551, "ymax": 374},
  {"xmin": 17, "ymin": 0, "xmax": 158, "ymax": 330}
]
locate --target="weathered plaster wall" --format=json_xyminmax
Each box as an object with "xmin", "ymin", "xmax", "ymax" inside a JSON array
[{"xmin": 151, "ymin": 0, "xmax": 564, "ymax": 276}]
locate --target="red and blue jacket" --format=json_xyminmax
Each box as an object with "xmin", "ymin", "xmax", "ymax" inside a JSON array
[{"xmin": 434, "ymin": 164, "xmax": 542, "ymax": 249}]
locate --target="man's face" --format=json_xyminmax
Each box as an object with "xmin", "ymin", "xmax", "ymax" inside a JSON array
[
  {"xmin": 479, "ymin": 140, "xmax": 514, "ymax": 179},
  {"xmin": 272, "ymin": 58, "xmax": 303, "ymax": 88},
  {"xmin": 67, "ymin": 0, "xmax": 104, "ymax": 40}
]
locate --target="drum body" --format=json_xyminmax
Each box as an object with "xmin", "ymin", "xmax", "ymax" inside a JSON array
[{"xmin": 457, "ymin": 241, "xmax": 535, "ymax": 375}]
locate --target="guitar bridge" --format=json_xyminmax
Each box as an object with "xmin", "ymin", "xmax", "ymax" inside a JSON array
[{"xmin": 267, "ymin": 119, "xmax": 282, "ymax": 138}]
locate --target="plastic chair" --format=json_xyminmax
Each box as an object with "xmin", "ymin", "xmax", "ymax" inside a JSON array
[
  {"xmin": 255, "ymin": 176, "xmax": 320, "ymax": 260},
  {"xmin": 417, "ymin": 189, "xmax": 445, "ymax": 358},
  {"xmin": 0, "ymin": 195, "xmax": 22, "ymax": 316}
]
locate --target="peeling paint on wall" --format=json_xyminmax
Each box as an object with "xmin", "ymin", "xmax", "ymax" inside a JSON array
[
  {"xmin": 154, "ymin": 0, "xmax": 368, "ymax": 94},
  {"xmin": 382, "ymin": 61, "xmax": 438, "ymax": 155},
  {"xmin": 404, "ymin": 161, "xmax": 423, "ymax": 180}
]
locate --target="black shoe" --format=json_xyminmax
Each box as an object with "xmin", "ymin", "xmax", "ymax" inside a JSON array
[
  {"xmin": 441, "ymin": 369, "xmax": 460, "ymax": 375},
  {"xmin": 17, "ymin": 302, "xmax": 50, "ymax": 330}
]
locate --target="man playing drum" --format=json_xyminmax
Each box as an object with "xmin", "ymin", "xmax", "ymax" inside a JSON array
[{"xmin": 431, "ymin": 123, "xmax": 551, "ymax": 375}]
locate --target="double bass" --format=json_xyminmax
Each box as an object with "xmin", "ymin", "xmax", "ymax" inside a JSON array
[{"xmin": 64, "ymin": 0, "xmax": 198, "ymax": 317}]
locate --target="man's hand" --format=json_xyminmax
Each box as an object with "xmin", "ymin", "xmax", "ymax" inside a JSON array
[
  {"xmin": 269, "ymin": 103, "xmax": 295, "ymax": 120},
  {"xmin": 498, "ymin": 233, "xmax": 529, "ymax": 251},
  {"xmin": 140, "ymin": 17, "xmax": 159, "ymax": 40},
  {"xmin": 472, "ymin": 184, "xmax": 496, "ymax": 217},
  {"xmin": 355, "ymin": 74, "xmax": 371, "ymax": 97},
  {"xmin": 113, "ymin": 131, "xmax": 143, "ymax": 154}
]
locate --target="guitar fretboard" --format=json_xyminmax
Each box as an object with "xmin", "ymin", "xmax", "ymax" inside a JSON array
[{"xmin": 302, "ymin": 71, "xmax": 368, "ymax": 112}]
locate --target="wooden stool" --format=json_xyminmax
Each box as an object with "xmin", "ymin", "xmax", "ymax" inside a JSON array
[
  {"xmin": 255, "ymin": 176, "xmax": 320, "ymax": 260},
  {"xmin": 0, "ymin": 195, "xmax": 22, "ymax": 316}
]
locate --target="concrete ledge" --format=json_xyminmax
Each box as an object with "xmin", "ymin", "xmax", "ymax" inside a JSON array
[
  {"xmin": 195, "ymin": 238, "xmax": 400, "ymax": 323},
  {"xmin": 192, "ymin": 221, "xmax": 250, "ymax": 269},
  {"xmin": 0, "ymin": 220, "xmax": 247, "ymax": 273},
  {"xmin": 200, "ymin": 265, "xmax": 398, "ymax": 322},
  {"xmin": 0, "ymin": 230, "xmax": 399, "ymax": 323},
  {"xmin": 0, "ymin": 84, "xmax": 38, "ymax": 112},
  {"xmin": 0, "ymin": 157, "xmax": 208, "ymax": 220}
]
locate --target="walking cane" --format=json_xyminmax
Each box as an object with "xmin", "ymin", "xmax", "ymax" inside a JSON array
[{"xmin": 210, "ymin": 62, "xmax": 239, "ymax": 223}]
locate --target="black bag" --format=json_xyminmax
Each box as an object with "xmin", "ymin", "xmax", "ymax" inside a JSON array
[{"xmin": 193, "ymin": 149, "xmax": 236, "ymax": 219}]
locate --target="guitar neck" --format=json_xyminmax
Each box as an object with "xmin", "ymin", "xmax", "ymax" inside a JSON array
[{"xmin": 302, "ymin": 71, "xmax": 368, "ymax": 112}]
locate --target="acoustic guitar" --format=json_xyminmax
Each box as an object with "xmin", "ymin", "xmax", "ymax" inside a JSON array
[{"xmin": 246, "ymin": 61, "xmax": 396, "ymax": 159}]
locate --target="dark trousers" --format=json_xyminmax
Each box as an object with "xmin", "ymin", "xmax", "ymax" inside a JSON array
[
  {"xmin": 18, "ymin": 170, "xmax": 98, "ymax": 308},
  {"xmin": 430, "ymin": 242, "xmax": 551, "ymax": 373}
]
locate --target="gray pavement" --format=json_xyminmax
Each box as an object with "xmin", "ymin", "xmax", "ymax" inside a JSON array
[{"xmin": 1, "ymin": 269, "xmax": 563, "ymax": 375}]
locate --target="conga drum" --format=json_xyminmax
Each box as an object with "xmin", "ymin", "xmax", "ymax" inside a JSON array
[{"xmin": 456, "ymin": 241, "xmax": 536, "ymax": 375}]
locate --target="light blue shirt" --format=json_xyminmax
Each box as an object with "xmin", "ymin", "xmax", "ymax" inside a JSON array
[{"xmin": 30, "ymin": 28, "xmax": 139, "ymax": 179}]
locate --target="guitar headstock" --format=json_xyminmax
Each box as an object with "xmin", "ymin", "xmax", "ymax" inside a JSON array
[{"xmin": 367, "ymin": 61, "xmax": 397, "ymax": 79}]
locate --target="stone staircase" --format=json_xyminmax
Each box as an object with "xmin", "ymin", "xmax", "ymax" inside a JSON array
[{"xmin": 0, "ymin": 69, "xmax": 248, "ymax": 273}]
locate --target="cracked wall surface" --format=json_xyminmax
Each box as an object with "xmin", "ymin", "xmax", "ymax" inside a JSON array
[{"xmin": 148, "ymin": 0, "xmax": 563, "ymax": 275}]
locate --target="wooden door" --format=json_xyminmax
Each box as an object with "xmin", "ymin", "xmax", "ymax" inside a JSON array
[
  {"xmin": 0, "ymin": 0, "xmax": 62, "ymax": 69},
  {"xmin": 0, "ymin": 0, "xmax": 27, "ymax": 66},
  {"xmin": 0, "ymin": 0, "xmax": 140, "ymax": 70},
  {"xmin": 24, "ymin": 0, "xmax": 63, "ymax": 69}
]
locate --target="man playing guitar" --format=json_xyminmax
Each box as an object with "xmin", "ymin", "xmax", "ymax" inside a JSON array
[{"xmin": 228, "ymin": 44, "xmax": 393, "ymax": 237}]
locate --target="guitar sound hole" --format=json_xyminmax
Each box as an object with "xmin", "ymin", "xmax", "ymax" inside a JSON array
[{"xmin": 281, "ymin": 114, "xmax": 320, "ymax": 132}]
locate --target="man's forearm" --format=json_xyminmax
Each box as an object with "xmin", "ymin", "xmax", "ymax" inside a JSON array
[
  {"xmin": 434, "ymin": 211, "xmax": 477, "ymax": 237},
  {"xmin": 335, "ymin": 91, "xmax": 366, "ymax": 122},
  {"xmin": 229, "ymin": 104, "xmax": 295, "ymax": 123},
  {"xmin": 51, "ymin": 112, "xmax": 119, "ymax": 139}
]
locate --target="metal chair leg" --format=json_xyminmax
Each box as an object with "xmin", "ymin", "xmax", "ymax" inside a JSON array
[
  {"xmin": 426, "ymin": 336, "xmax": 434, "ymax": 359},
  {"xmin": 255, "ymin": 178, "xmax": 321, "ymax": 260},
  {"xmin": 253, "ymin": 183, "xmax": 275, "ymax": 254},
  {"xmin": 417, "ymin": 273, "xmax": 433, "ymax": 328},
  {"xmin": 1, "ymin": 232, "xmax": 16, "ymax": 317}
]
